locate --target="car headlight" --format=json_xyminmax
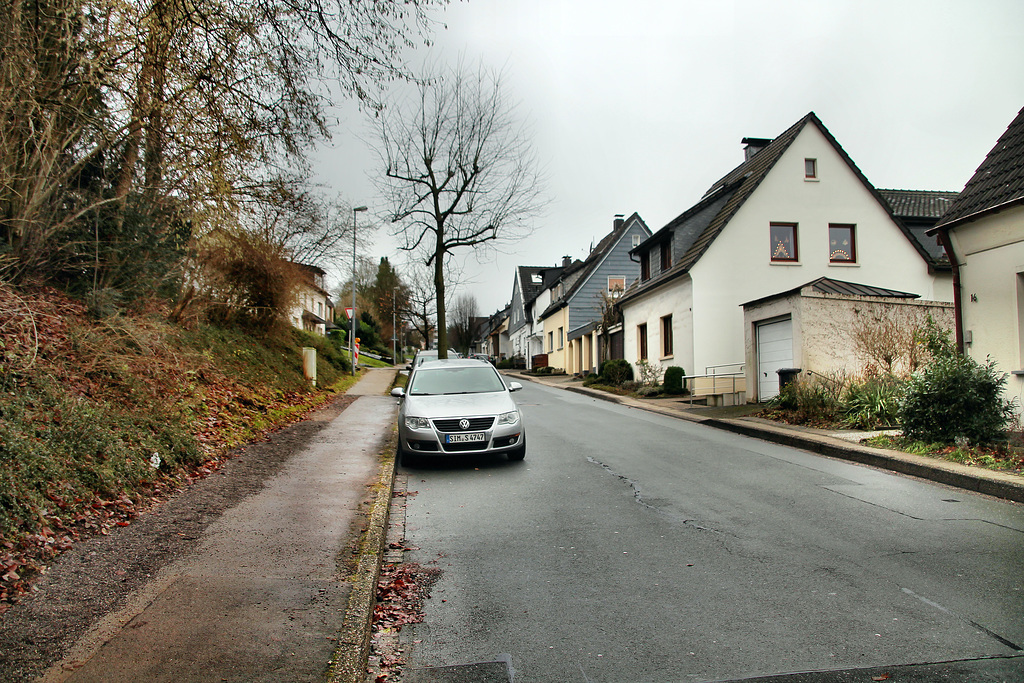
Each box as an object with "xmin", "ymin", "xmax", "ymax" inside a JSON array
[
  {"xmin": 497, "ymin": 410, "xmax": 520, "ymax": 426},
  {"xmin": 405, "ymin": 416, "xmax": 431, "ymax": 430}
]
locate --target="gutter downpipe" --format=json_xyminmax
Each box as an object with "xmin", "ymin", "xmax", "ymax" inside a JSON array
[{"xmin": 935, "ymin": 228, "xmax": 964, "ymax": 354}]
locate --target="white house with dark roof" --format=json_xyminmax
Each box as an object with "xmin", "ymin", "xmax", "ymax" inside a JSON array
[
  {"xmin": 928, "ymin": 105, "xmax": 1024, "ymax": 415},
  {"xmin": 618, "ymin": 112, "xmax": 954, "ymax": 400},
  {"xmin": 507, "ymin": 264, "xmax": 564, "ymax": 368},
  {"xmin": 290, "ymin": 264, "xmax": 334, "ymax": 336}
]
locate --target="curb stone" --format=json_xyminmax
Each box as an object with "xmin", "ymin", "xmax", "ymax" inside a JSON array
[
  {"xmin": 327, "ymin": 436, "xmax": 397, "ymax": 683},
  {"xmin": 511, "ymin": 372, "xmax": 1024, "ymax": 505}
]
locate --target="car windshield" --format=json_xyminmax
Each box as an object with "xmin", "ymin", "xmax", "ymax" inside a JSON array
[{"xmin": 408, "ymin": 366, "xmax": 506, "ymax": 396}]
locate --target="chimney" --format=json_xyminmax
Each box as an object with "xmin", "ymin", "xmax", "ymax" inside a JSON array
[
  {"xmin": 562, "ymin": 255, "xmax": 572, "ymax": 268},
  {"xmin": 613, "ymin": 214, "xmax": 625, "ymax": 231},
  {"xmin": 741, "ymin": 137, "xmax": 773, "ymax": 161}
]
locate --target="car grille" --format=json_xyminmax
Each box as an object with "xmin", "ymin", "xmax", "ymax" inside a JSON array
[{"xmin": 432, "ymin": 417, "xmax": 495, "ymax": 432}]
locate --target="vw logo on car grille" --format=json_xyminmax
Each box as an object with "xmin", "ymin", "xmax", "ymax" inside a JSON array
[{"xmin": 459, "ymin": 419, "xmax": 471, "ymax": 430}]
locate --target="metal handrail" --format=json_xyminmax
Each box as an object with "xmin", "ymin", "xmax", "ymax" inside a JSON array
[
  {"xmin": 679, "ymin": 370, "xmax": 745, "ymax": 405},
  {"xmin": 705, "ymin": 362, "xmax": 744, "ymax": 375}
]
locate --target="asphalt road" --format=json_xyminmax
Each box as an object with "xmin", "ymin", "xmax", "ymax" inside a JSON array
[{"xmin": 397, "ymin": 380, "xmax": 1024, "ymax": 683}]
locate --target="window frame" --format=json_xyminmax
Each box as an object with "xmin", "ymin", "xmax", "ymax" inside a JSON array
[
  {"xmin": 805, "ymin": 158, "xmax": 817, "ymax": 179},
  {"xmin": 557, "ymin": 326, "xmax": 564, "ymax": 350},
  {"xmin": 660, "ymin": 242, "xmax": 671, "ymax": 272},
  {"xmin": 828, "ymin": 223, "xmax": 857, "ymax": 264},
  {"xmin": 607, "ymin": 276, "xmax": 625, "ymax": 293},
  {"xmin": 1017, "ymin": 272, "xmax": 1024, "ymax": 371},
  {"xmin": 770, "ymin": 222, "xmax": 799, "ymax": 263},
  {"xmin": 661, "ymin": 314, "xmax": 673, "ymax": 358},
  {"xmin": 640, "ymin": 251, "xmax": 651, "ymax": 281},
  {"xmin": 637, "ymin": 323, "xmax": 648, "ymax": 361}
]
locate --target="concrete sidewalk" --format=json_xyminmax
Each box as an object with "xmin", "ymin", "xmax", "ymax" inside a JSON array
[
  {"xmin": 45, "ymin": 368, "xmax": 400, "ymax": 683},
  {"xmin": 508, "ymin": 371, "xmax": 1024, "ymax": 505}
]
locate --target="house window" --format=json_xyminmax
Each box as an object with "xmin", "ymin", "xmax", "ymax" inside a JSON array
[
  {"xmin": 829, "ymin": 224, "xmax": 856, "ymax": 263},
  {"xmin": 770, "ymin": 223, "xmax": 799, "ymax": 262},
  {"xmin": 641, "ymin": 251, "xmax": 651, "ymax": 281},
  {"xmin": 805, "ymin": 158, "xmax": 817, "ymax": 179},
  {"xmin": 608, "ymin": 277, "xmax": 625, "ymax": 292},
  {"xmin": 637, "ymin": 323, "xmax": 648, "ymax": 361},
  {"xmin": 661, "ymin": 314, "xmax": 673, "ymax": 357},
  {"xmin": 660, "ymin": 242, "xmax": 671, "ymax": 271},
  {"xmin": 557, "ymin": 327, "xmax": 564, "ymax": 350},
  {"xmin": 632, "ymin": 234, "xmax": 641, "ymax": 248},
  {"xmin": 1017, "ymin": 272, "xmax": 1024, "ymax": 369},
  {"xmin": 548, "ymin": 331, "xmax": 554, "ymax": 352}
]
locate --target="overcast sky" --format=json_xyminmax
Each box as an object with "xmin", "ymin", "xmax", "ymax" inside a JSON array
[{"xmin": 312, "ymin": 0, "xmax": 1024, "ymax": 316}]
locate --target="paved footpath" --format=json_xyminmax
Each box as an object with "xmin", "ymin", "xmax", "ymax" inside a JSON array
[{"xmin": 43, "ymin": 368, "xmax": 398, "ymax": 683}]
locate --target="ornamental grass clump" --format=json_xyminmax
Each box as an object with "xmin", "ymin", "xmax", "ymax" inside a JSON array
[{"xmin": 841, "ymin": 375, "xmax": 902, "ymax": 430}]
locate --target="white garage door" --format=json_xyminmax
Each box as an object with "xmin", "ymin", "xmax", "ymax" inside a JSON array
[{"xmin": 756, "ymin": 318, "xmax": 793, "ymax": 401}]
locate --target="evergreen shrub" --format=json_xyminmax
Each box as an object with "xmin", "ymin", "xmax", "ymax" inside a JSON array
[
  {"xmin": 663, "ymin": 366, "xmax": 687, "ymax": 394},
  {"xmin": 898, "ymin": 321, "xmax": 1014, "ymax": 444},
  {"xmin": 599, "ymin": 359, "xmax": 633, "ymax": 385}
]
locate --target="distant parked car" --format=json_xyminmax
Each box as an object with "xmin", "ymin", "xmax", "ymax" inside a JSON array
[
  {"xmin": 406, "ymin": 349, "xmax": 463, "ymax": 372},
  {"xmin": 391, "ymin": 359, "xmax": 526, "ymax": 462},
  {"xmin": 407, "ymin": 349, "xmax": 438, "ymax": 372},
  {"xmin": 469, "ymin": 353, "xmax": 493, "ymax": 364}
]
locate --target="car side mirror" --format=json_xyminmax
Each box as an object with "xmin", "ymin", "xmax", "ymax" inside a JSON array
[
  {"xmin": 405, "ymin": 363, "xmax": 413, "ymax": 371},
  {"xmin": 508, "ymin": 382, "xmax": 523, "ymax": 392},
  {"xmin": 390, "ymin": 387, "xmax": 405, "ymax": 398}
]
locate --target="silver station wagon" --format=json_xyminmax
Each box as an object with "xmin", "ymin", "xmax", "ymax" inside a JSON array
[{"xmin": 391, "ymin": 359, "xmax": 526, "ymax": 462}]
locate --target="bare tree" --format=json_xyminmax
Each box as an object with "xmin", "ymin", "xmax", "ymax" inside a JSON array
[
  {"xmin": 374, "ymin": 62, "xmax": 545, "ymax": 358},
  {"xmin": 595, "ymin": 287, "xmax": 625, "ymax": 364},
  {"xmin": 401, "ymin": 264, "xmax": 436, "ymax": 349},
  {"xmin": 447, "ymin": 293, "xmax": 479, "ymax": 355}
]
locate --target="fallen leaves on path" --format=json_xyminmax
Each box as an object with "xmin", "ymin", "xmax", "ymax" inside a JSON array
[{"xmin": 367, "ymin": 561, "xmax": 442, "ymax": 681}]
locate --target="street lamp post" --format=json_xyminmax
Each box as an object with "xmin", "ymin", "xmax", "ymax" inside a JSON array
[
  {"xmin": 392, "ymin": 286, "xmax": 398, "ymax": 367},
  {"xmin": 351, "ymin": 205, "xmax": 367, "ymax": 375}
]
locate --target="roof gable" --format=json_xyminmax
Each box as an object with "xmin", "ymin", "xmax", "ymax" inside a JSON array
[
  {"xmin": 622, "ymin": 112, "xmax": 945, "ymax": 307},
  {"xmin": 684, "ymin": 111, "xmax": 930, "ymax": 272},
  {"xmin": 935, "ymin": 105, "xmax": 1024, "ymax": 228},
  {"xmin": 538, "ymin": 213, "xmax": 650, "ymax": 320},
  {"xmin": 516, "ymin": 265, "xmax": 553, "ymax": 306}
]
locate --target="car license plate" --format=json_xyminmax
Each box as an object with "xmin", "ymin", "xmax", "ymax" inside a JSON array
[{"xmin": 446, "ymin": 432, "xmax": 485, "ymax": 444}]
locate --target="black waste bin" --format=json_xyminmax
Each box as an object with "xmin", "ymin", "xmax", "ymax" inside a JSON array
[{"xmin": 776, "ymin": 368, "xmax": 802, "ymax": 390}]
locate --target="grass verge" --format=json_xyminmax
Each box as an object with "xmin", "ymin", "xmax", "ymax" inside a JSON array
[
  {"xmin": 0, "ymin": 285, "xmax": 357, "ymax": 608},
  {"xmin": 862, "ymin": 434, "xmax": 1024, "ymax": 476}
]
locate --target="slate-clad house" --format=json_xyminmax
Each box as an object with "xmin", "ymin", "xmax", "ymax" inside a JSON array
[
  {"xmin": 928, "ymin": 105, "xmax": 1024, "ymax": 415},
  {"xmin": 537, "ymin": 213, "xmax": 651, "ymax": 374},
  {"xmin": 618, "ymin": 112, "xmax": 953, "ymax": 400}
]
